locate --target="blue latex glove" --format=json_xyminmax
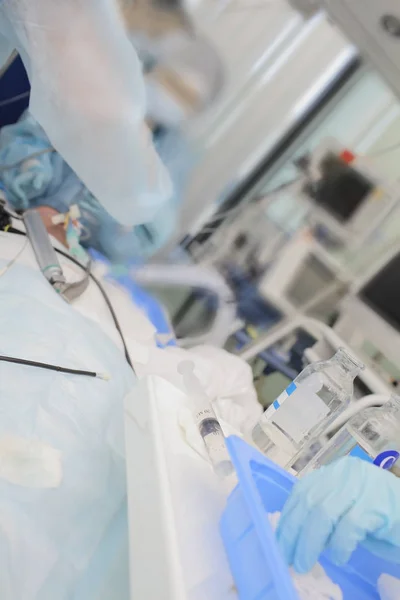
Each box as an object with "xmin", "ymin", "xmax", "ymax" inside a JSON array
[{"xmin": 276, "ymin": 457, "xmax": 400, "ymax": 574}]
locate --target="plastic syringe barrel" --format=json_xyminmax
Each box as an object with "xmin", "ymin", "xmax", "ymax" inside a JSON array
[
  {"xmin": 178, "ymin": 360, "xmax": 233, "ymax": 477},
  {"xmin": 23, "ymin": 209, "xmax": 66, "ymax": 286}
]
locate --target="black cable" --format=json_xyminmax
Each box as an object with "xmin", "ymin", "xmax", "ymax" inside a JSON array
[
  {"xmin": 56, "ymin": 247, "xmax": 134, "ymax": 370},
  {"xmin": 0, "ymin": 354, "xmax": 104, "ymax": 379},
  {"xmin": 7, "ymin": 227, "xmax": 134, "ymax": 371}
]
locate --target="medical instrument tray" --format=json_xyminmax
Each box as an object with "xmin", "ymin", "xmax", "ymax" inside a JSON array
[{"xmin": 220, "ymin": 436, "xmax": 400, "ymax": 599}]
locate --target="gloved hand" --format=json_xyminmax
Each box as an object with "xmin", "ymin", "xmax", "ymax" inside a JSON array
[{"xmin": 276, "ymin": 457, "xmax": 400, "ymax": 574}]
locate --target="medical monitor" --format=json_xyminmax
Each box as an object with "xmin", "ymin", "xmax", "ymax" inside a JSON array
[
  {"xmin": 304, "ymin": 153, "xmax": 375, "ymax": 223},
  {"xmin": 360, "ymin": 251, "xmax": 400, "ymax": 333},
  {"xmin": 338, "ymin": 248, "xmax": 400, "ymax": 382}
]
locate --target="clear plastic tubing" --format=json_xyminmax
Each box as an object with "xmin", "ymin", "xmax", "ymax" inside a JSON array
[
  {"xmin": 300, "ymin": 393, "xmax": 400, "ymax": 477},
  {"xmin": 178, "ymin": 360, "xmax": 233, "ymax": 477}
]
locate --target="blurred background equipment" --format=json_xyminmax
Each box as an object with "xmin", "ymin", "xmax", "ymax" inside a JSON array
[
  {"xmin": 323, "ymin": 0, "xmax": 400, "ymax": 101},
  {"xmin": 288, "ymin": 0, "xmax": 319, "ymax": 18},
  {"xmin": 120, "ymin": 0, "xmax": 225, "ymax": 118},
  {"xmin": 3, "ymin": 0, "xmax": 400, "ymax": 411},
  {"xmin": 2, "ymin": 0, "xmax": 400, "ymax": 598}
]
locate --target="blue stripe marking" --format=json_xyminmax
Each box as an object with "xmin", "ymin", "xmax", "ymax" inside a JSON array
[
  {"xmin": 286, "ymin": 382, "xmax": 297, "ymax": 396},
  {"xmin": 350, "ymin": 445, "xmax": 373, "ymax": 463},
  {"xmin": 273, "ymin": 400, "xmax": 280, "ymax": 410}
]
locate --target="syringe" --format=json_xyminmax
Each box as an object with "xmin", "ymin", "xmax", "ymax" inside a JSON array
[{"xmin": 178, "ymin": 360, "xmax": 233, "ymax": 477}]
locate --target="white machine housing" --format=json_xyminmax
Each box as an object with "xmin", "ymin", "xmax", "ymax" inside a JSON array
[
  {"xmin": 258, "ymin": 229, "xmax": 349, "ymax": 319},
  {"xmin": 323, "ymin": 0, "xmax": 400, "ymax": 101}
]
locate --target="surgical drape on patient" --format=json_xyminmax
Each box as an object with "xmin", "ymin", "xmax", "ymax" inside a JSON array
[{"xmin": 0, "ymin": 262, "xmax": 135, "ymax": 598}]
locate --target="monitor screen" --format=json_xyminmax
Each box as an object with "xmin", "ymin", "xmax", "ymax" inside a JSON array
[
  {"xmin": 359, "ymin": 252, "xmax": 400, "ymax": 332},
  {"xmin": 304, "ymin": 153, "xmax": 374, "ymax": 222}
]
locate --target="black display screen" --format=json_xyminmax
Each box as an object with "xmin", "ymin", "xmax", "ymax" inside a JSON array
[
  {"xmin": 360, "ymin": 252, "xmax": 400, "ymax": 332},
  {"xmin": 305, "ymin": 154, "xmax": 375, "ymax": 222}
]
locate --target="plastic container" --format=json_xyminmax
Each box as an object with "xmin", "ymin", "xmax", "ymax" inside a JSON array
[
  {"xmin": 252, "ymin": 348, "xmax": 363, "ymax": 469},
  {"xmin": 299, "ymin": 394, "xmax": 400, "ymax": 477},
  {"xmin": 220, "ymin": 436, "xmax": 400, "ymax": 600}
]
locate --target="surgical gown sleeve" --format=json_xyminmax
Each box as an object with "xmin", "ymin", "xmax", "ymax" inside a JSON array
[
  {"xmin": 0, "ymin": 0, "xmax": 172, "ymax": 226},
  {"xmin": 0, "ymin": 30, "xmax": 13, "ymax": 70},
  {"xmin": 97, "ymin": 129, "xmax": 197, "ymax": 262}
]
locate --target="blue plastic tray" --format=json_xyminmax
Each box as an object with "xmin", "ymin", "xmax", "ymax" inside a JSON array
[{"xmin": 220, "ymin": 436, "xmax": 400, "ymax": 600}]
